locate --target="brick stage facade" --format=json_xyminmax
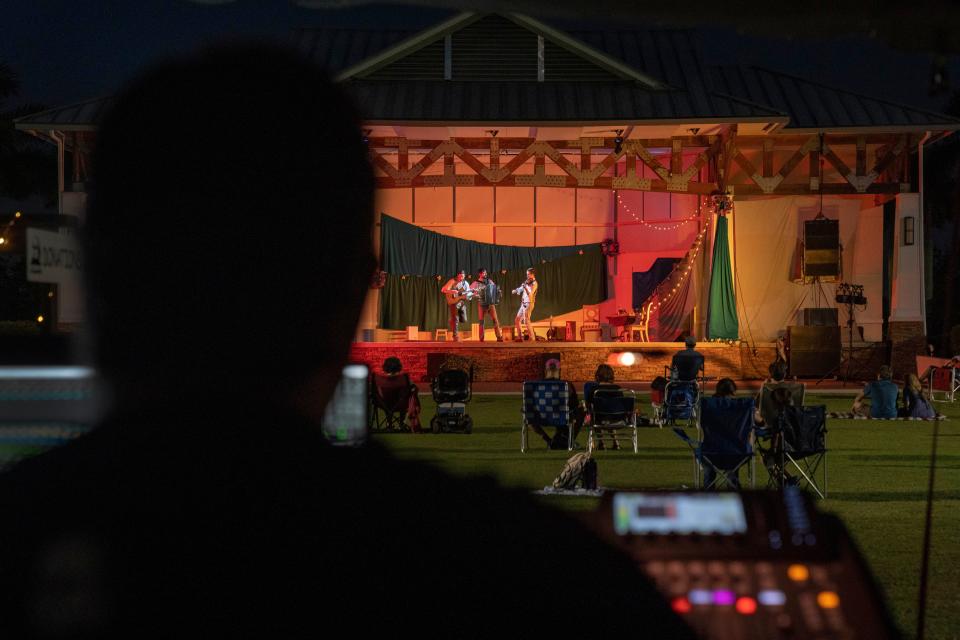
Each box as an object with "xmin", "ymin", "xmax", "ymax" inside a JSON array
[{"xmin": 349, "ymin": 341, "xmax": 779, "ymax": 383}]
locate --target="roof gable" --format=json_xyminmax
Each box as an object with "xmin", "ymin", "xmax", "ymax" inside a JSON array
[{"xmin": 338, "ymin": 13, "xmax": 664, "ymax": 87}]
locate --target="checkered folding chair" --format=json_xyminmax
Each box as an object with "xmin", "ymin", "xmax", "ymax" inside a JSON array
[{"xmin": 521, "ymin": 380, "xmax": 572, "ymax": 453}]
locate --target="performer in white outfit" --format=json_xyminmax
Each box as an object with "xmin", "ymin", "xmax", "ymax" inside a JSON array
[{"xmin": 513, "ymin": 268, "xmax": 538, "ymax": 341}]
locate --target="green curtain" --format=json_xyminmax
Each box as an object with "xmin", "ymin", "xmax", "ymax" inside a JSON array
[
  {"xmin": 707, "ymin": 214, "xmax": 739, "ymax": 340},
  {"xmin": 380, "ymin": 245, "xmax": 608, "ymax": 330},
  {"xmin": 380, "ymin": 214, "xmax": 598, "ymax": 276}
]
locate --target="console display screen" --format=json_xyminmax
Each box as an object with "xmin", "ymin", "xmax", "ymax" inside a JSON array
[{"xmin": 613, "ymin": 493, "xmax": 747, "ymax": 536}]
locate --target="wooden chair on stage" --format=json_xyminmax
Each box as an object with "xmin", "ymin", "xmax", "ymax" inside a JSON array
[{"xmin": 633, "ymin": 302, "xmax": 654, "ymax": 342}]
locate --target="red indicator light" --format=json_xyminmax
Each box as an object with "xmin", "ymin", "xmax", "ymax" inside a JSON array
[
  {"xmin": 736, "ymin": 597, "xmax": 758, "ymax": 615},
  {"xmin": 671, "ymin": 597, "xmax": 692, "ymax": 614}
]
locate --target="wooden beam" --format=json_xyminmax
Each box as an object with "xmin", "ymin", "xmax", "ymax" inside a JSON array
[
  {"xmin": 856, "ymin": 135, "xmax": 866, "ymax": 177},
  {"xmin": 671, "ymin": 138, "xmax": 683, "ymax": 175},
  {"xmin": 762, "ymin": 138, "xmax": 773, "ymax": 178}
]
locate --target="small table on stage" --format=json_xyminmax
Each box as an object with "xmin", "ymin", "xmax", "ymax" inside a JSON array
[{"xmin": 607, "ymin": 315, "xmax": 636, "ymax": 341}]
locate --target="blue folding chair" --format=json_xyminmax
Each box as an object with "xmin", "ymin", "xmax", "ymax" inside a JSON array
[
  {"xmin": 673, "ymin": 396, "xmax": 755, "ymax": 489},
  {"xmin": 521, "ymin": 380, "xmax": 573, "ymax": 453}
]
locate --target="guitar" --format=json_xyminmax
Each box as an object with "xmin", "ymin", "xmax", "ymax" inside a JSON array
[{"xmin": 443, "ymin": 288, "xmax": 476, "ymax": 305}]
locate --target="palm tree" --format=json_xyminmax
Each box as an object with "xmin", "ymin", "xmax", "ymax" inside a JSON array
[{"xmin": 0, "ymin": 61, "xmax": 56, "ymax": 202}]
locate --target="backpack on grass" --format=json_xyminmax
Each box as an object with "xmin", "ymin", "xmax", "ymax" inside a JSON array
[{"xmin": 552, "ymin": 452, "xmax": 597, "ymax": 490}]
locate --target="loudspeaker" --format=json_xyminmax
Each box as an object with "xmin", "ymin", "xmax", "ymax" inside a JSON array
[
  {"xmin": 802, "ymin": 308, "xmax": 839, "ymax": 326},
  {"xmin": 788, "ymin": 326, "xmax": 841, "ymax": 377},
  {"xmin": 803, "ymin": 219, "xmax": 840, "ymax": 280}
]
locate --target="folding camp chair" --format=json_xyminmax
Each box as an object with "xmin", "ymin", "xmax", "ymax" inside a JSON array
[
  {"xmin": 588, "ymin": 388, "xmax": 639, "ymax": 453},
  {"xmin": 521, "ymin": 380, "xmax": 574, "ymax": 453},
  {"xmin": 756, "ymin": 405, "xmax": 828, "ymax": 499},
  {"xmin": 672, "ymin": 396, "xmax": 755, "ymax": 489},
  {"xmin": 757, "ymin": 382, "xmax": 806, "ymax": 427},
  {"xmin": 369, "ymin": 373, "xmax": 415, "ymax": 432},
  {"xmin": 657, "ymin": 367, "xmax": 703, "ymax": 431},
  {"xmin": 927, "ymin": 365, "xmax": 958, "ymax": 402}
]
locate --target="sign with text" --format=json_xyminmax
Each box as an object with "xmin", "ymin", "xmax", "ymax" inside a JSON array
[{"xmin": 26, "ymin": 227, "xmax": 82, "ymax": 284}]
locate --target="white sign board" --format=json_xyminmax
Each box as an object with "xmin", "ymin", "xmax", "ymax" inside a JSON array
[
  {"xmin": 25, "ymin": 227, "xmax": 84, "ymax": 323},
  {"xmin": 26, "ymin": 227, "xmax": 82, "ymax": 284}
]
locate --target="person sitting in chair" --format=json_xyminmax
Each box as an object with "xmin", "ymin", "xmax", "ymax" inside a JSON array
[
  {"xmin": 755, "ymin": 361, "xmax": 804, "ymax": 426},
  {"xmin": 671, "ymin": 335, "xmax": 704, "ymax": 381},
  {"xmin": 527, "ymin": 360, "xmax": 585, "ymax": 449},
  {"xmin": 852, "ymin": 365, "xmax": 899, "ymax": 419},
  {"xmin": 381, "ymin": 357, "xmax": 422, "ymax": 432},
  {"xmin": 701, "ymin": 378, "xmax": 742, "ymax": 489},
  {"xmin": 585, "ymin": 364, "xmax": 625, "ymax": 450}
]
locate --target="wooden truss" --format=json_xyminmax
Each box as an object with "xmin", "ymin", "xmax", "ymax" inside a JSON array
[{"xmin": 369, "ymin": 131, "xmax": 916, "ymax": 195}]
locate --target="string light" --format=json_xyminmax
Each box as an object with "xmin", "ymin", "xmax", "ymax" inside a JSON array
[
  {"xmin": 1, "ymin": 210, "xmax": 22, "ymax": 247},
  {"xmin": 616, "ymin": 193, "xmax": 701, "ymax": 231},
  {"xmin": 644, "ymin": 194, "xmax": 734, "ymax": 311}
]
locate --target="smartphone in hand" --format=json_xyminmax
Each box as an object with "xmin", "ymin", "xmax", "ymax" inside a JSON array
[{"xmin": 321, "ymin": 364, "xmax": 368, "ymax": 446}]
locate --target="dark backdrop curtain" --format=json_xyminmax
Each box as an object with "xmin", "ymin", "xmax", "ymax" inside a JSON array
[
  {"xmin": 652, "ymin": 269, "xmax": 694, "ymax": 341},
  {"xmin": 381, "ymin": 214, "xmax": 598, "ymax": 276},
  {"xmin": 380, "ymin": 245, "xmax": 608, "ymax": 330},
  {"xmin": 632, "ymin": 258, "xmax": 681, "ymax": 310}
]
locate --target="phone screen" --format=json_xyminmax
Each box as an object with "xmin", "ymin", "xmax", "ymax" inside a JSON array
[{"xmin": 321, "ymin": 364, "xmax": 368, "ymax": 446}]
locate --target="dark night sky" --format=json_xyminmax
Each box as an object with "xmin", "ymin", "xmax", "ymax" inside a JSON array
[{"xmin": 1, "ymin": 1, "xmax": 958, "ymax": 115}]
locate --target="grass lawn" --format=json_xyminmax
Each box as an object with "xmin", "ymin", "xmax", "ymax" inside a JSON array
[{"xmin": 378, "ymin": 392, "xmax": 960, "ymax": 640}]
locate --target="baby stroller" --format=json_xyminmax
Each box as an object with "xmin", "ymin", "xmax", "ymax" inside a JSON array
[{"xmin": 429, "ymin": 365, "xmax": 474, "ymax": 433}]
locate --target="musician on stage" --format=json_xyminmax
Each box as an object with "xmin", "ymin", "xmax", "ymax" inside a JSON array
[
  {"xmin": 513, "ymin": 267, "xmax": 538, "ymax": 341},
  {"xmin": 441, "ymin": 269, "xmax": 473, "ymax": 341},
  {"xmin": 470, "ymin": 268, "xmax": 504, "ymax": 342}
]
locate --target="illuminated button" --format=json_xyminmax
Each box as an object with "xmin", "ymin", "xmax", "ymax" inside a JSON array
[
  {"xmin": 713, "ymin": 589, "xmax": 736, "ymax": 606},
  {"xmin": 689, "ymin": 589, "xmax": 712, "ymax": 605},
  {"xmin": 817, "ymin": 591, "xmax": 841, "ymax": 609},
  {"xmin": 671, "ymin": 597, "xmax": 692, "ymax": 614},
  {"xmin": 687, "ymin": 561, "xmax": 705, "ymax": 576},
  {"xmin": 787, "ymin": 564, "xmax": 810, "ymax": 582},
  {"xmin": 735, "ymin": 597, "xmax": 757, "ymax": 615},
  {"xmin": 758, "ymin": 589, "xmax": 787, "ymax": 606}
]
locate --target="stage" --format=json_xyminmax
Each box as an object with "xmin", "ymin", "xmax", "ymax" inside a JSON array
[{"xmin": 349, "ymin": 340, "xmax": 779, "ymax": 384}]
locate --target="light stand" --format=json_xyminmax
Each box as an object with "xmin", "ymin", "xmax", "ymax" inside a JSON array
[{"xmin": 816, "ymin": 283, "xmax": 868, "ymax": 386}]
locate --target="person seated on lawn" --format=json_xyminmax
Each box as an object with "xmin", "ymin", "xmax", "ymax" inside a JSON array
[
  {"xmin": 671, "ymin": 335, "xmax": 705, "ymax": 381},
  {"xmin": 586, "ymin": 364, "xmax": 626, "ymax": 450},
  {"xmin": 755, "ymin": 361, "xmax": 804, "ymax": 426},
  {"xmin": 380, "ymin": 356, "xmax": 422, "ymax": 432},
  {"xmin": 0, "ymin": 44, "xmax": 695, "ymax": 639},
  {"xmin": 901, "ymin": 372, "xmax": 936, "ymax": 419},
  {"xmin": 702, "ymin": 377, "xmax": 742, "ymax": 489},
  {"xmin": 526, "ymin": 359, "xmax": 585, "ymax": 449},
  {"xmin": 853, "ymin": 365, "xmax": 899, "ymax": 418}
]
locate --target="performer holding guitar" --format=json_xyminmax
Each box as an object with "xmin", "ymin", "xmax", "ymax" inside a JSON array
[
  {"xmin": 441, "ymin": 269, "xmax": 474, "ymax": 341},
  {"xmin": 513, "ymin": 267, "xmax": 538, "ymax": 341},
  {"xmin": 470, "ymin": 268, "xmax": 503, "ymax": 342}
]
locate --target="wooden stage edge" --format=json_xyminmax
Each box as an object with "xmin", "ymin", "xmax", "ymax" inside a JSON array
[{"xmin": 349, "ymin": 340, "xmax": 781, "ymax": 383}]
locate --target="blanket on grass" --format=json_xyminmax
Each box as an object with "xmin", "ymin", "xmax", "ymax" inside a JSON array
[{"xmin": 826, "ymin": 411, "xmax": 947, "ymax": 421}]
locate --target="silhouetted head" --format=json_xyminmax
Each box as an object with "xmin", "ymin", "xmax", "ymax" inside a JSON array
[
  {"xmin": 684, "ymin": 335, "xmax": 696, "ymax": 349},
  {"xmin": 714, "ymin": 378, "xmax": 737, "ymax": 397},
  {"xmin": 878, "ymin": 365, "xmax": 893, "ymax": 381},
  {"xmin": 85, "ymin": 44, "xmax": 374, "ymax": 404},
  {"xmin": 769, "ymin": 361, "xmax": 787, "ymax": 382},
  {"xmin": 594, "ymin": 364, "xmax": 614, "ymax": 383},
  {"xmin": 544, "ymin": 358, "xmax": 560, "ymax": 380},
  {"xmin": 383, "ymin": 357, "xmax": 403, "ymax": 375}
]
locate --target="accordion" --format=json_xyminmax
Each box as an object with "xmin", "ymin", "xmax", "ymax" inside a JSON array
[{"xmin": 477, "ymin": 281, "xmax": 502, "ymax": 305}]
